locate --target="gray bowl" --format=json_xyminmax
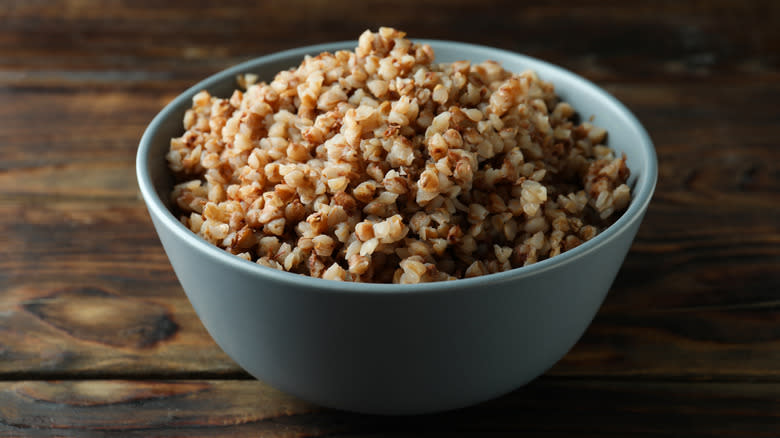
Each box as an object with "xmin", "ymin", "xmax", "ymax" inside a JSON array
[{"xmin": 137, "ymin": 40, "xmax": 657, "ymax": 415}]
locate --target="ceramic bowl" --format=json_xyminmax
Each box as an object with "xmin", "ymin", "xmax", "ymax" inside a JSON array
[{"xmin": 137, "ymin": 40, "xmax": 657, "ymax": 415}]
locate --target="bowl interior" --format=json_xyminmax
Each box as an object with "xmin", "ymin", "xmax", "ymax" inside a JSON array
[{"xmin": 138, "ymin": 40, "xmax": 657, "ymax": 291}]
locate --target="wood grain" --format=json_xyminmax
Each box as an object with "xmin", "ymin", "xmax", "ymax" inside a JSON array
[
  {"xmin": 0, "ymin": 283, "xmax": 243, "ymax": 378},
  {"xmin": 2, "ymin": 81, "xmax": 777, "ymax": 182},
  {"xmin": 1, "ymin": 379, "xmax": 778, "ymax": 437},
  {"xmin": 1, "ymin": 0, "xmax": 778, "ymax": 433},
  {"xmin": 0, "ymin": 197, "xmax": 776, "ymax": 379},
  {"xmin": 1, "ymin": 0, "xmax": 777, "ymax": 86},
  {"xmin": 0, "ymin": 90, "xmax": 172, "ymax": 171}
]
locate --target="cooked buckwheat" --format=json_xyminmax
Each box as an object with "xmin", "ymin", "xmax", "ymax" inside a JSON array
[{"xmin": 168, "ymin": 28, "xmax": 631, "ymax": 283}]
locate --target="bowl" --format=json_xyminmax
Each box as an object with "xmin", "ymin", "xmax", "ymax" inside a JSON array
[{"xmin": 136, "ymin": 39, "xmax": 657, "ymax": 415}]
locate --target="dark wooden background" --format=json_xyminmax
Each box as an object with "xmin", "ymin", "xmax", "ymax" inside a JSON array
[{"xmin": 1, "ymin": 0, "xmax": 779, "ymax": 436}]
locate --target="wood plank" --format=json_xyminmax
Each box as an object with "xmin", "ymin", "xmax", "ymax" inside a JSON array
[
  {"xmin": 0, "ymin": 201, "xmax": 173, "ymax": 282},
  {"xmin": 0, "ymin": 0, "xmax": 778, "ymax": 433},
  {"xmin": 0, "ymin": 192, "xmax": 776, "ymax": 378},
  {"xmin": 0, "ymin": 89, "xmax": 175, "ymax": 169},
  {"xmin": 0, "ymin": 162, "xmax": 139, "ymax": 201},
  {"xmin": 0, "ymin": 199, "xmax": 243, "ymax": 376},
  {"xmin": 5, "ymin": 277, "xmax": 779, "ymax": 380},
  {"xmin": 0, "ymin": 0, "xmax": 777, "ymax": 86},
  {"xmin": 0, "ymin": 81, "xmax": 777, "ymax": 195},
  {"xmin": 0, "ymin": 379, "xmax": 778, "ymax": 437},
  {"xmin": 1, "ymin": 199, "xmax": 776, "ymax": 286},
  {"xmin": 0, "ymin": 283, "xmax": 243, "ymax": 378}
]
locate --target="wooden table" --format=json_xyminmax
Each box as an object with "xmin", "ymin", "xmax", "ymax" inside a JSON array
[{"xmin": 1, "ymin": 1, "xmax": 778, "ymax": 435}]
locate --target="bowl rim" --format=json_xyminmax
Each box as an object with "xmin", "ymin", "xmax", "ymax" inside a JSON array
[{"xmin": 137, "ymin": 39, "xmax": 658, "ymax": 295}]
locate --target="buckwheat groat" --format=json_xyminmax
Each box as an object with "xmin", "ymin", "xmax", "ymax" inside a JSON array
[{"xmin": 167, "ymin": 27, "xmax": 631, "ymax": 283}]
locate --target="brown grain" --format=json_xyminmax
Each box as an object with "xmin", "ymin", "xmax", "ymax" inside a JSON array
[{"xmin": 168, "ymin": 28, "xmax": 631, "ymax": 283}]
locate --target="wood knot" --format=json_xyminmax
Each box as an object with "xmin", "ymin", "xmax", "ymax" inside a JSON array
[{"xmin": 22, "ymin": 287, "xmax": 178, "ymax": 349}]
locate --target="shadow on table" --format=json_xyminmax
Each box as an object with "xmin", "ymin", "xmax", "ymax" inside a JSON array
[{"xmin": 274, "ymin": 377, "xmax": 753, "ymax": 437}]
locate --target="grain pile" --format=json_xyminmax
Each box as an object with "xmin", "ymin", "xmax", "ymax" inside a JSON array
[{"xmin": 167, "ymin": 27, "xmax": 631, "ymax": 283}]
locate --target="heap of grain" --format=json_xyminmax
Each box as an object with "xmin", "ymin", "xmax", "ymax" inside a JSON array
[{"xmin": 167, "ymin": 28, "xmax": 631, "ymax": 283}]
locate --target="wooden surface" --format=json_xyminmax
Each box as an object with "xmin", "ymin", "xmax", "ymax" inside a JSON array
[{"xmin": 1, "ymin": 0, "xmax": 778, "ymax": 435}]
